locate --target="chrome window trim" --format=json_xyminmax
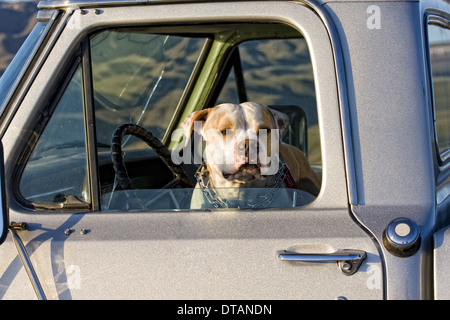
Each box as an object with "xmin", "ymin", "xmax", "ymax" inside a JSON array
[
  {"xmin": 0, "ymin": 11, "xmax": 57, "ymax": 115},
  {"xmin": 300, "ymin": 0, "xmax": 361, "ymax": 205},
  {"xmin": 425, "ymin": 13, "xmax": 450, "ymax": 167},
  {"xmin": 38, "ymin": 0, "xmax": 160, "ymax": 9},
  {"xmin": 0, "ymin": 9, "xmax": 68, "ymax": 138}
]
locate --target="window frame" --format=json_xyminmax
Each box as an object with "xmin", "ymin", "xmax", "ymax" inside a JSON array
[
  {"xmin": 13, "ymin": 51, "xmax": 98, "ymax": 211},
  {"xmin": 6, "ymin": 2, "xmax": 350, "ymax": 213},
  {"xmin": 81, "ymin": 38, "xmax": 100, "ymax": 211},
  {"xmin": 14, "ymin": 22, "xmax": 322, "ymax": 212}
]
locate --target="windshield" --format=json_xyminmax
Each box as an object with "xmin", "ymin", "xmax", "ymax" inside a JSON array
[{"xmin": 0, "ymin": 21, "xmax": 51, "ymax": 114}]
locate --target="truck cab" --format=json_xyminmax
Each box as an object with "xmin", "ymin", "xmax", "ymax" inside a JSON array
[{"xmin": 0, "ymin": 0, "xmax": 448, "ymax": 300}]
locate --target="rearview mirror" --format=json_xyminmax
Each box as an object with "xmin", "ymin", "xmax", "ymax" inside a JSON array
[{"xmin": 0, "ymin": 141, "xmax": 8, "ymax": 245}]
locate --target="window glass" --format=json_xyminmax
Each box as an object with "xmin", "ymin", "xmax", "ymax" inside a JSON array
[
  {"xmin": 216, "ymin": 38, "xmax": 321, "ymax": 166},
  {"xmin": 90, "ymin": 31, "xmax": 207, "ymax": 206},
  {"xmin": 19, "ymin": 65, "xmax": 90, "ymax": 207},
  {"xmin": 428, "ymin": 22, "xmax": 450, "ymax": 161},
  {"xmin": 18, "ymin": 24, "xmax": 322, "ymax": 212},
  {"xmin": 98, "ymin": 25, "xmax": 322, "ymax": 211},
  {"xmin": 91, "ymin": 31, "xmax": 205, "ymax": 146}
]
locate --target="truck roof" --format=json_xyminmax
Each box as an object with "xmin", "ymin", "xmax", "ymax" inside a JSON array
[{"xmin": 37, "ymin": 0, "xmax": 419, "ymax": 10}]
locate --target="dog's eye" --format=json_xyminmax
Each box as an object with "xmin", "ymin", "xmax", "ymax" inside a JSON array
[{"xmin": 220, "ymin": 129, "xmax": 228, "ymax": 135}]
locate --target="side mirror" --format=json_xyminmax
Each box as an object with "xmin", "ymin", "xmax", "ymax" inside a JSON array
[{"xmin": 0, "ymin": 141, "xmax": 8, "ymax": 245}]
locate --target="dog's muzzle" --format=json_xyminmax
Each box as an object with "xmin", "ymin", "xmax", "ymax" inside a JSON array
[
  {"xmin": 223, "ymin": 163, "xmax": 262, "ymax": 181},
  {"xmin": 226, "ymin": 138, "xmax": 263, "ymax": 180},
  {"xmin": 195, "ymin": 161, "xmax": 294, "ymax": 209}
]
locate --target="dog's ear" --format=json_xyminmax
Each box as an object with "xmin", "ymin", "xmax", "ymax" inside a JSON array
[
  {"xmin": 268, "ymin": 107, "xmax": 290, "ymax": 138},
  {"xmin": 179, "ymin": 108, "xmax": 211, "ymax": 143}
]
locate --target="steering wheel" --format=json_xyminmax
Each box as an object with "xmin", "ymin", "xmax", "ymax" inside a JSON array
[{"xmin": 111, "ymin": 124, "xmax": 193, "ymax": 191}]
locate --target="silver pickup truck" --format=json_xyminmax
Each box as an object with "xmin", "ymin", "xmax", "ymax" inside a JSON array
[{"xmin": 0, "ymin": 0, "xmax": 448, "ymax": 300}]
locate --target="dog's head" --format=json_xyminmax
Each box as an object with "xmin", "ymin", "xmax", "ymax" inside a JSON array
[{"xmin": 180, "ymin": 102, "xmax": 290, "ymax": 187}]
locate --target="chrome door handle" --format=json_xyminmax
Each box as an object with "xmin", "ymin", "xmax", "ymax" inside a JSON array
[{"xmin": 278, "ymin": 249, "xmax": 367, "ymax": 276}]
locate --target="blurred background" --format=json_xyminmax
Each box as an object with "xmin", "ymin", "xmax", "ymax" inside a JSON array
[{"xmin": 0, "ymin": 0, "xmax": 38, "ymax": 76}]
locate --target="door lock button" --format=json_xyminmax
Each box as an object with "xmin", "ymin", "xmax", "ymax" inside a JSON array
[{"xmin": 383, "ymin": 217, "xmax": 421, "ymax": 257}]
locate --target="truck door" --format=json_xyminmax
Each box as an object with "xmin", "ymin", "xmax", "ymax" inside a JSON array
[{"xmin": 0, "ymin": 1, "xmax": 382, "ymax": 300}]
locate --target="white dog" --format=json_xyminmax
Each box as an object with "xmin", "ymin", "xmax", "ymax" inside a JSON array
[{"xmin": 180, "ymin": 102, "xmax": 320, "ymax": 208}]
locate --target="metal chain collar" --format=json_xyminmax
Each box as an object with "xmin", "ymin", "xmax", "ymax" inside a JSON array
[{"xmin": 195, "ymin": 162, "xmax": 288, "ymax": 209}]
